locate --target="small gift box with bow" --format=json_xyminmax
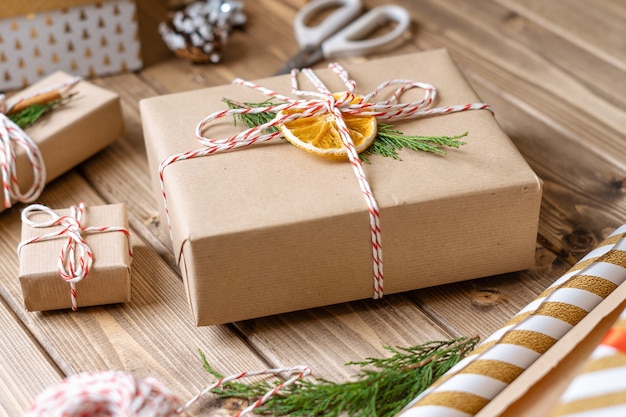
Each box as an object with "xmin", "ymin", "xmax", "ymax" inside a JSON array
[
  {"xmin": 0, "ymin": 71, "xmax": 123, "ymax": 214},
  {"xmin": 141, "ymin": 49, "xmax": 543, "ymax": 325},
  {"xmin": 0, "ymin": 0, "xmax": 142, "ymax": 91},
  {"xmin": 17, "ymin": 203, "xmax": 132, "ymax": 311}
]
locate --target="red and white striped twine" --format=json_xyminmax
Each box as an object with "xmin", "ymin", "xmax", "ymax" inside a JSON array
[
  {"xmin": 179, "ymin": 365, "xmax": 312, "ymax": 415},
  {"xmin": 158, "ymin": 63, "xmax": 492, "ymax": 299},
  {"xmin": 0, "ymin": 77, "xmax": 80, "ymax": 209},
  {"xmin": 17, "ymin": 202, "xmax": 132, "ymax": 311},
  {"xmin": 25, "ymin": 366, "xmax": 312, "ymax": 416}
]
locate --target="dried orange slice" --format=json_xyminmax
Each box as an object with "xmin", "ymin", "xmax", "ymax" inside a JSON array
[{"xmin": 278, "ymin": 93, "xmax": 377, "ymax": 159}]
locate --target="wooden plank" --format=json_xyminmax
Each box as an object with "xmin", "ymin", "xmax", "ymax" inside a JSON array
[
  {"xmin": 410, "ymin": 255, "xmax": 569, "ymax": 341},
  {"xmin": 134, "ymin": 0, "xmax": 174, "ymax": 68},
  {"xmin": 0, "ymin": 296, "xmax": 61, "ymax": 416},
  {"xmin": 467, "ymin": 69, "xmax": 626, "ymax": 256},
  {"xmin": 235, "ymin": 295, "xmax": 454, "ymax": 382},
  {"xmin": 392, "ymin": 0, "xmax": 626, "ymax": 166},
  {"xmin": 384, "ymin": 0, "xmax": 626, "ymax": 221},
  {"xmin": 498, "ymin": 0, "xmax": 626, "ymax": 67}
]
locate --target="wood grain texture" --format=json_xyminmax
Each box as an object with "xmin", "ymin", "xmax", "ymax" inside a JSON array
[
  {"xmin": 0, "ymin": 0, "xmax": 624, "ymax": 415},
  {"xmin": 0, "ymin": 297, "xmax": 61, "ymax": 416}
]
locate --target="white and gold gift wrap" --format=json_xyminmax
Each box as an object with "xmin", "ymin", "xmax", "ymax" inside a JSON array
[
  {"xmin": 548, "ymin": 307, "xmax": 626, "ymax": 416},
  {"xmin": 397, "ymin": 224, "xmax": 626, "ymax": 417}
]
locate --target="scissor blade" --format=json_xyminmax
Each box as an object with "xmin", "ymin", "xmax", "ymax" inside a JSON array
[{"xmin": 274, "ymin": 46, "xmax": 324, "ymax": 75}]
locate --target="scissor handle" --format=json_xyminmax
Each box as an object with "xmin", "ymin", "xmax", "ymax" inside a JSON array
[
  {"xmin": 294, "ymin": 0, "xmax": 363, "ymax": 49},
  {"xmin": 321, "ymin": 5, "xmax": 411, "ymax": 59}
]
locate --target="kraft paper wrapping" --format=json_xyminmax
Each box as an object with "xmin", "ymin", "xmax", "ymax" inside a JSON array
[
  {"xmin": 398, "ymin": 224, "xmax": 626, "ymax": 417},
  {"xmin": 141, "ymin": 49, "xmax": 542, "ymax": 325},
  {"xmin": 18, "ymin": 203, "xmax": 132, "ymax": 311},
  {"xmin": 1, "ymin": 71, "xmax": 123, "ymax": 213},
  {"xmin": 0, "ymin": 0, "xmax": 141, "ymax": 90}
]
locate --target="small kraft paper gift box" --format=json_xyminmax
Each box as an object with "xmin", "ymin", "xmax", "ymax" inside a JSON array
[
  {"xmin": 1, "ymin": 70, "xmax": 123, "ymax": 214},
  {"xmin": 18, "ymin": 203, "xmax": 132, "ymax": 311},
  {"xmin": 0, "ymin": 0, "xmax": 142, "ymax": 91},
  {"xmin": 141, "ymin": 49, "xmax": 543, "ymax": 325}
]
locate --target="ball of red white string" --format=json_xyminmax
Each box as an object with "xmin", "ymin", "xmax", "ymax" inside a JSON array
[
  {"xmin": 24, "ymin": 371, "xmax": 182, "ymax": 417},
  {"xmin": 24, "ymin": 366, "xmax": 312, "ymax": 417}
]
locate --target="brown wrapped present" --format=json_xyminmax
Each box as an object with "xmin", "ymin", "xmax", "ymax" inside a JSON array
[
  {"xmin": 141, "ymin": 49, "xmax": 542, "ymax": 325},
  {"xmin": 1, "ymin": 71, "xmax": 123, "ymax": 213},
  {"xmin": 18, "ymin": 203, "xmax": 132, "ymax": 311}
]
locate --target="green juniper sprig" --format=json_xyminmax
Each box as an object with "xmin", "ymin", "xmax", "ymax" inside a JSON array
[
  {"xmin": 223, "ymin": 97, "xmax": 280, "ymax": 133},
  {"xmin": 222, "ymin": 98, "xmax": 468, "ymax": 162},
  {"xmin": 360, "ymin": 124, "xmax": 468, "ymax": 164},
  {"xmin": 8, "ymin": 94, "xmax": 76, "ymax": 129},
  {"xmin": 200, "ymin": 336, "xmax": 479, "ymax": 417}
]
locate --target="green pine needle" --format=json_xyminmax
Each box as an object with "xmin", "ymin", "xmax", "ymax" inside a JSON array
[
  {"xmin": 223, "ymin": 98, "xmax": 280, "ymax": 133},
  {"xmin": 361, "ymin": 124, "xmax": 468, "ymax": 164},
  {"xmin": 8, "ymin": 94, "xmax": 75, "ymax": 129},
  {"xmin": 222, "ymin": 98, "xmax": 468, "ymax": 162},
  {"xmin": 200, "ymin": 336, "xmax": 479, "ymax": 416}
]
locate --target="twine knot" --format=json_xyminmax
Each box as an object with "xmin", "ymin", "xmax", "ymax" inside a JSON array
[
  {"xmin": 159, "ymin": 63, "xmax": 492, "ymax": 300},
  {"xmin": 17, "ymin": 202, "xmax": 132, "ymax": 311}
]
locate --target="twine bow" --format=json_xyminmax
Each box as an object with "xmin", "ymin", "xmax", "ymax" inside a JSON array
[
  {"xmin": 0, "ymin": 77, "xmax": 80, "ymax": 209},
  {"xmin": 17, "ymin": 202, "xmax": 132, "ymax": 311},
  {"xmin": 159, "ymin": 63, "xmax": 492, "ymax": 299}
]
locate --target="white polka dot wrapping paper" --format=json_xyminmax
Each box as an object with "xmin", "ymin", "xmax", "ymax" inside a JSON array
[
  {"xmin": 0, "ymin": 0, "xmax": 142, "ymax": 91},
  {"xmin": 397, "ymin": 224, "xmax": 626, "ymax": 417}
]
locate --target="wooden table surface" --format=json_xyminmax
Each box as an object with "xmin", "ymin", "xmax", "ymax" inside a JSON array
[{"xmin": 2, "ymin": 0, "xmax": 625, "ymax": 415}]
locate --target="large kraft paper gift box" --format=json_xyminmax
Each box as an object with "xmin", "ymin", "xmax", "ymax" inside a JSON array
[
  {"xmin": 0, "ymin": 0, "xmax": 142, "ymax": 91},
  {"xmin": 141, "ymin": 49, "xmax": 542, "ymax": 325},
  {"xmin": 2, "ymin": 70, "xmax": 123, "ymax": 214},
  {"xmin": 19, "ymin": 203, "xmax": 132, "ymax": 311}
]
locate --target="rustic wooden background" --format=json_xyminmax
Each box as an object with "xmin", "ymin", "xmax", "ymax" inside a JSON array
[{"xmin": 1, "ymin": 0, "xmax": 625, "ymax": 415}]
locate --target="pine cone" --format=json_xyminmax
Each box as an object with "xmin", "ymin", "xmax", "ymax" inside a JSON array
[{"xmin": 159, "ymin": 0, "xmax": 246, "ymax": 64}]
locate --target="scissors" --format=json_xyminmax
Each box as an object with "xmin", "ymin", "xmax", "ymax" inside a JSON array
[{"xmin": 275, "ymin": 0, "xmax": 411, "ymax": 75}]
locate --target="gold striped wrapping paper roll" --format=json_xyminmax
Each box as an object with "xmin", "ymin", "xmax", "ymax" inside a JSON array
[
  {"xmin": 397, "ymin": 224, "xmax": 626, "ymax": 417},
  {"xmin": 548, "ymin": 307, "xmax": 626, "ymax": 416}
]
